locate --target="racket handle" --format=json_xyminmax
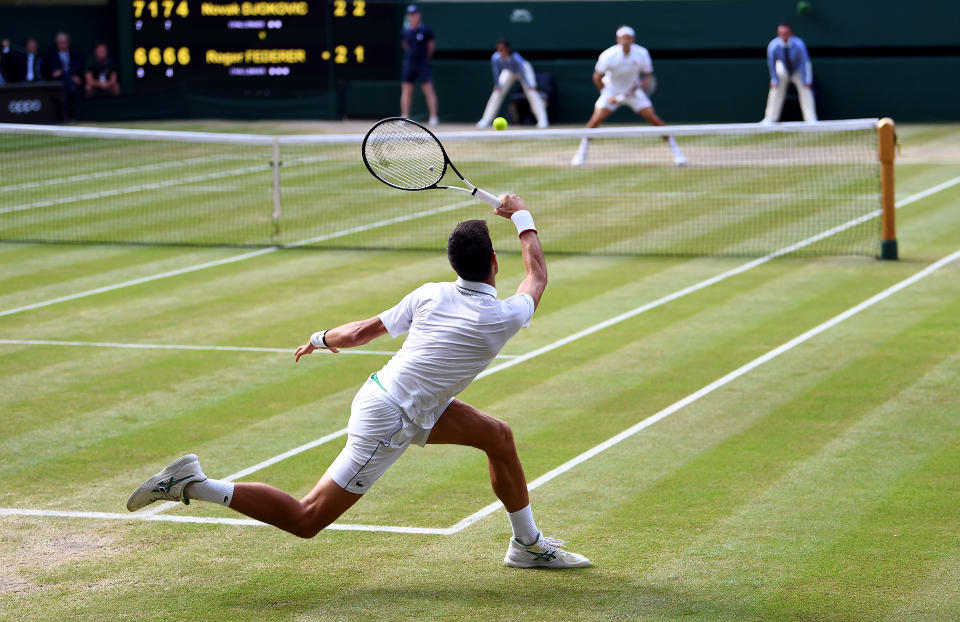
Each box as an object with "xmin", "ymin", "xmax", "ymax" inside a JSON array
[{"xmin": 473, "ymin": 188, "xmax": 501, "ymax": 209}]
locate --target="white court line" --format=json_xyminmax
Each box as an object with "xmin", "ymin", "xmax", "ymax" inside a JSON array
[
  {"xmin": 0, "ymin": 198, "xmax": 475, "ymax": 318},
  {"xmin": 6, "ymin": 243, "xmax": 959, "ymax": 532},
  {"xmin": 447, "ymin": 244, "xmax": 960, "ymax": 533},
  {"xmin": 0, "ymin": 508, "xmax": 449, "ymax": 535},
  {"xmin": 0, "ymin": 338, "xmax": 521, "ymax": 359},
  {"xmin": 5, "ymin": 176, "xmax": 959, "ymax": 531}
]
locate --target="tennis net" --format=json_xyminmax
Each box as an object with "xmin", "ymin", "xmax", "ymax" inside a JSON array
[{"xmin": 0, "ymin": 119, "xmax": 884, "ymax": 256}]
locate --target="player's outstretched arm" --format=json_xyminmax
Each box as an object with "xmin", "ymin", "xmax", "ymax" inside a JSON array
[
  {"xmin": 294, "ymin": 316, "xmax": 388, "ymax": 361},
  {"xmin": 494, "ymin": 194, "xmax": 547, "ymax": 309}
]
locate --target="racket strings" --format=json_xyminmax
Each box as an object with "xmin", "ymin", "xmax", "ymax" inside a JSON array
[{"xmin": 363, "ymin": 119, "xmax": 446, "ymax": 190}]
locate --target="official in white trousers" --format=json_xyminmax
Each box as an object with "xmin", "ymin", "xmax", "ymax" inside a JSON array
[
  {"xmin": 477, "ymin": 40, "xmax": 548, "ymax": 129},
  {"xmin": 763, "ymin": 23, "xmax": 817, "ymax": 123}
]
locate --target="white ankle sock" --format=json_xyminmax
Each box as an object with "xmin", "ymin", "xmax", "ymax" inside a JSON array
[
  {"xmin": 185, "ymin": 479, "xmax": 234, "ymax": 507},
  {"xmin": 507, "ymin": 505, "xmax": 539, "ymax": 545}
]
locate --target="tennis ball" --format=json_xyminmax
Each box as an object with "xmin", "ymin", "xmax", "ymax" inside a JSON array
[
  {"xmin": 796, "ymin": 0, "xmax": 811, "ymax": 15},
  {"xmin": 493, "ymin": 117, "xmax": 508, "ymax": 131}
]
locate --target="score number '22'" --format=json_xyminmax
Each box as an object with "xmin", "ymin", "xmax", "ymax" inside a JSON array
[{"xmin": 333, "ymin": 0, "xmax": 365, "ymax": 17}]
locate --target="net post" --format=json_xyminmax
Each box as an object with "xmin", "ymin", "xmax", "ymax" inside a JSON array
[
  {"xmin": 271, "ymin": 137, "xmax": 282, "ymax": 243},
  {"xmin": 878, "ymin": 117, "xmax": 898, "ymax": 260}
]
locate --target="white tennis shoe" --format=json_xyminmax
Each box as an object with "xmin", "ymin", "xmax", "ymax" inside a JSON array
[
  {"xmin": 504, "ymin": 533, "xmax": 591, "ymax": 569},
  {"xmin": 674, "ymin": 153, "xmax": 687, "ymax": 167},
  {"xmin": 126, "ymin": 454, "xmax": 207, "ymax": 511}
]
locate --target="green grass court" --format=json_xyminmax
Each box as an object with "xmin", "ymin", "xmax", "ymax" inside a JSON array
[{"xmin": 1, "ymin": 123, "xmax": 959, "ymax": 621}]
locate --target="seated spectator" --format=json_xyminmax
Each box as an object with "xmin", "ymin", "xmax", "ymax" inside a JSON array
[
  {"xmin": 47, "ymin": 32, "xmax": 83, "ymax": 120},
  {"xmin": 85, "ymin": 42, "xmax": 119, "ymax": 97},
  {"xmin": 15, "ymin": 38, "xmax": 44, "ymax": 83}
]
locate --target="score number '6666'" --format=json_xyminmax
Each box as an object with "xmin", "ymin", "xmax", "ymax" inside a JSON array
[{"xmin": 134, "ymin": 46, "xmax": 191, "ymax": 66}]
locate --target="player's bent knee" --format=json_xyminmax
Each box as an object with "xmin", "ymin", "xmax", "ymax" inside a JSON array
[
  {"xmin": 287, "ymin": 501, "xmax": 340, "ymax": 539},
  {"xmin": 291, "ymin": 524, "xmax": 321, "ymax": 539},
  {"xmin": 290, "ymin": 512, "xmax": 329, "ymax": 539},
  {"xmin": 487, "ymin": 419, "xmax": 516, "ymax": 455}
]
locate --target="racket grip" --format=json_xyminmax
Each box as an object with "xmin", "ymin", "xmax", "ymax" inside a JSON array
[{"xmin": 473, "ymin": 188, "xmax": 502, "ymax": 209}]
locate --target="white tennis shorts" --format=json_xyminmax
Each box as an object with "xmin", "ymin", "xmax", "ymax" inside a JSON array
[
  {"xmin": 326, "ymin": 376, "xmax": 432, "ymax": 494},
  {"xmin": 595, "ymin": 88, "xmax": 652, "ymax": 113}
]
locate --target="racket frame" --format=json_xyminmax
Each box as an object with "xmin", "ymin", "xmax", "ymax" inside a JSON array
[{"xmin": 361, "ymin": 117, "xmax": 501, "ymax": 208}]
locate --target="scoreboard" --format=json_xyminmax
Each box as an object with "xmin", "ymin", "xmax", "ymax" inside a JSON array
[{"xmin": 118, "ymin": 0, "xmax": 399, "ymax": 90}]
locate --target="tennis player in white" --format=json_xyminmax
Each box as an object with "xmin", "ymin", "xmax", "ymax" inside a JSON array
[
  {"xmin": 571, "ymin": 25, "xmax": 685, "ymax": 167},
  {"xmin": 127, "ymin": 194, "xmax": 590, "ymax": 569}
]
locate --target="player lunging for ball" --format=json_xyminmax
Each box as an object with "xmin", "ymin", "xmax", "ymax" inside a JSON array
[
  {"xmin": 571, "ymin": 25, "xmax": 686, "ymax": 167},
  {"xmin": 127, "ymin": 194, "xmax": 590, "ymax": 569}
]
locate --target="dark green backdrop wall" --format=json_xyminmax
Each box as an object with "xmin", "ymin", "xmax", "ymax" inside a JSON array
[{"xmin": 4, "ymin": 0, "xmax": 958, "ymax": 122}]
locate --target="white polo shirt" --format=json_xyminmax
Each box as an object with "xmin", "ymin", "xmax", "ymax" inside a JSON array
[
  {"xmin": 376, "ymin": 278, "xmax": 535, "ymax": 429},
  {"xmin": 596, "ymin": 43, "xmax": 653, "ymax": 94}
]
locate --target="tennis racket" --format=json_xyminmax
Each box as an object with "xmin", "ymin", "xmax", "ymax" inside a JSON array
[{"xmin": 361, "ymin": 117, "xmax": 502, "ymax": 209}]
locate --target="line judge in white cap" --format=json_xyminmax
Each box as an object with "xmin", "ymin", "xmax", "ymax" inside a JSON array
[{"xmin": 571, "ymin": 25, "xmax": 685, "ymax": 167}]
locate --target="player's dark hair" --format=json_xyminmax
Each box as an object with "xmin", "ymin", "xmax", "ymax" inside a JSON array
[
  {"xmin": 497, "ymin": 38, "xmax": 511, "ymax": 50},
  {"xmin": 447, "ymin": 220, "xmax": 494, "ymax": 282},
  {"xmin": 779, "ymin": 22, "xmax": 792, "ymax": 30}
]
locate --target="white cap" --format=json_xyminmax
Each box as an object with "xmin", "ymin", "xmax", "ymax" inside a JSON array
[{"xmin": 616, "ymin": 26, "xmax": 635, "ymax": 38}]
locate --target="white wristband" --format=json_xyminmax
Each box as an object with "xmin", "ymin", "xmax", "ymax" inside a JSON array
[
  {"xmin": 511, "ymin": 210, "xmax": 536, "ymax": 235},
  {"xmin": 310, "ymin": 330, "xmax": 329, "ymax": 349}
]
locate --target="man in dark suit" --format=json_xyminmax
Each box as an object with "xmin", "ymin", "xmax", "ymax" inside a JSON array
[
  {"xmin": 47, "ymin": 32, "xmax": 83, "ymax": 120},
  {"xmin": 7, "ymin": 37, "xmax": 45, "ymax": 82}
]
